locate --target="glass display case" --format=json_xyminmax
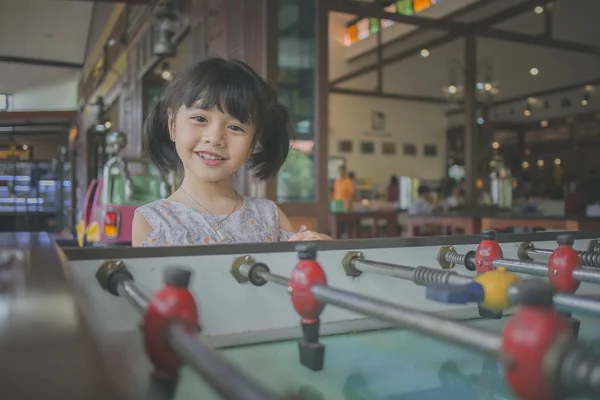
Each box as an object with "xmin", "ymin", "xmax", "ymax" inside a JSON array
[{"xmin": 0, "ymin": 160, "xmax": 71, "ymax": 231}]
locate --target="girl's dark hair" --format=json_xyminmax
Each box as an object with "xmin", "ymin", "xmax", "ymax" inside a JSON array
[{"xmin": 143, "ymin": 58, "xmax": 292, "ymax": 180}]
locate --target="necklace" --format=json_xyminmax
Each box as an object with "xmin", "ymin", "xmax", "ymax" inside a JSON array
[{"xmin": 180, "ymin": 187, "xmax": 239, "ymax": 243}]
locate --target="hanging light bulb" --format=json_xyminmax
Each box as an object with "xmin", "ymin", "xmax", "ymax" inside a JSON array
[
  {"xmin": 581, "ymin": 91, "xmax": 590, "ymax": 106},
  {"xmin": 524, "ymin": 103, "xmax": 532, "ymax": 117},
  {"xmin": 161, "ymin": 62, "xmax": 173, "ymax": 81}
]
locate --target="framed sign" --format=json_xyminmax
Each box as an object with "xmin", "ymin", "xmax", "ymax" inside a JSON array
[
  {"xmin": 403, "ymin": 143, "xmax": 416, "ymax": 156},
  {"xmin": 338, "ymin": 140, "xmax": 353, "ymax": 153},
  {"xmin": 382, "ymin": 142, "xmax": 396, "ymax": 155},
  {"xmin": 361, "ymin": 141, "xmax": 375, "ymax": 154},
  {"xmin": 424, "ymin": 144, "xmax": 437, "ymax": 156}
]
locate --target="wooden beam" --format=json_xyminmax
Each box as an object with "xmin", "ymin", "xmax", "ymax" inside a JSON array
[
  {"xmin": 0, "ymin": 55, "xmax": 82, "ymax": 69},
  {"xmin": 330, "ymin": 87, "xmax": 449, "ymax": 104},
  {"xmin": 447, "ymin": 76, "xmax": 600, "ymax": 115},
  {"xmin": 347, "ymin": 0, "xmax": 504, "ymax": 63},
  {"xmin": 330, "ymin": 32, "xmax": 461, "ymax": 87},
  {"xmin": 472, "ymin": 0, "xmax": 557, "ymax": 28},
  {"xmin": 478, "ymin": 28, "xmax": 600, "ymax": 56},
  {"xmin": 328, "ymin": 0, "xmax": 470, "ymax": 32},
  {"xmin": 544, "ymin": 2, "xmax": 554, "ymax": 37},
  {"xmin": 464, "ymin": 34, "xmax": 477, "ymax": 207},
  {"xmin": 0, "ymin": 111, "xmax": 78, "ymax": 122},
  {"xmin": 59, "ymin": 0, "xmax": 149, "ymax": 3},
  {"xmin": 0, "ymin": 121, "xmax": 71, "ymax": 128},
  {"xmin": 315, "ymin": 0, "xmax": 330, "ymax": 234}
]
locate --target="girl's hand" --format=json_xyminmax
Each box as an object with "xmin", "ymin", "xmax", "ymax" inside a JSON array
[{"xmin": 288, "ymin": 230, "xmax": 332, "ymax": 242}]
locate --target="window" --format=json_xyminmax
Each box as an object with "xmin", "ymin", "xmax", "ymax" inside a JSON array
[
  {"xmin": 0, "ymin": 94, "xmax": 13, "ymax": 111},
  {"xmin": 276, "ymin": 0, "xmax": 316, "ymax": 203}
]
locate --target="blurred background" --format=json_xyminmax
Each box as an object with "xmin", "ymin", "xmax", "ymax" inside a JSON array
[{"xmin": 2, "ymin": 0, "xmax": 600, "ymax": 245}]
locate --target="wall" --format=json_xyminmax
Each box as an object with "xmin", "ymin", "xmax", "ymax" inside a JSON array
[
  {"xmin": 11, "ymin": 71, "xmax": 79, "ymax": 111},
  {"xmin": 328, "ymin": 13, "xmax": 447, "ymax": 191}
]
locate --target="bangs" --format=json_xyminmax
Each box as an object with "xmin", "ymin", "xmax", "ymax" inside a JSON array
[{"xmin": 174, "ymin": 60, "xmax": 270, "ymax": 126}]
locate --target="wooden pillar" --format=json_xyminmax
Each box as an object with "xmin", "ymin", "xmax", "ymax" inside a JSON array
[
  {"xmin": 464, "ymin": 34, "xmax": 477, "ymax": 206},
  {"xmin": 315, "ymin": 0, "xmax": 329, "ymax": 233}
]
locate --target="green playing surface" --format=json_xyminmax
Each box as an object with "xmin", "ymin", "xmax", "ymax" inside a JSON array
[{"xmin": 171, "ymin": 315, "xmax": 600, "ymax": 400}]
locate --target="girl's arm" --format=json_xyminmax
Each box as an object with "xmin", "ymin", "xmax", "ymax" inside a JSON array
[
  {"xmin": 132, "ymin": 212, "xmax": 152, "ymax": 247},
  {"xmin": 278, "ymin": 207, "xmax": 332, "ymax": 241}
]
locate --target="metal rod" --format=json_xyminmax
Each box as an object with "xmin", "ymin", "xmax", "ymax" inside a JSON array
[
  {"xmin": 572, "ymin": 267, "xmax": 600, "ymax": 285},
  {"xmin": 310, "ymin": 285, "xmax": 501, "ymax": 357},
  {"xmin": 356, "ymin": 258, "xmax": 416, "ymax": 280},
  {"xmin": 115, "ymin": 278, "xmax": 280, "ymax": 400},
  {"xmin": 493, "ymin": 259, "xmax": 548, "ymax": 277},
  {"xmin": 118, "ymin": 280, "xmax": 150, "ymax": 314},
  {"xmin": 167, "ymin": 324, "xmax": 279, "ymax": 400},
  {"xmin": 247, "ymin": 262, "xmax": 500, "ymax": 356},
  {"xmin": 553, "ymin": 293, "xmax": 600, "ymax": 317},
  {"xmin": 495, "ymin": 258, "xmax": 600, "ymax": 285},
  {"xmin": 255, "ymin": 270, "xmax": 289, "ymax": 286},
  {"xmin": 527, "ymin": 248, "xmax": 553, "ymax": 258},
  {"xmin": 353, "ymin": 258, "xmax": 473, "ymax": 286}
]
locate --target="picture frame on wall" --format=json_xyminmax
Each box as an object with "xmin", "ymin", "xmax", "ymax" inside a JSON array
[
  {"xmin": 338, "ymin": 140, "xmax": 353, "ymax": 153},
  {"xmin": 371, "ymin": 110, "xmax": 386, "ymax": 131},
  {"xmin": 424, "ymin": 144, "xmax": 437, "ymax": 157},
  {"xmin": 360, "ymin": 141, "xmax": 375, "ymax": 154},
  {"xmin": 382, "ymin": 142, "xmax": 396, "ymax": 155},
  {"xmin": 403, "ymin": 143, "xmax": 417, "ymax": 156}
]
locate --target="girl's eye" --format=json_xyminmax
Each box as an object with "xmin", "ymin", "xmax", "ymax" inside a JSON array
[
  {"xmin": 228, "ymin": 125, "xmax": 245, "ymax": 132},
  {"xmin": 192, "ymin": 116, "xmax": 207, "ymax": 123}
]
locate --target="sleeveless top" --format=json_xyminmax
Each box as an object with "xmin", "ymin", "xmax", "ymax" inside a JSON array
[{"xmin": 135, "ymin": 196, "xmax": 296, "ymax": 247}]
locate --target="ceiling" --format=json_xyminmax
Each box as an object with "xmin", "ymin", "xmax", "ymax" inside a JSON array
[
  {"xmin": 332, "ymin": 0, "xmax": 600, "ymax": 123},
  {"xmin": 0, "ymin": 0, "xmax": 96, "ymax": 94}
]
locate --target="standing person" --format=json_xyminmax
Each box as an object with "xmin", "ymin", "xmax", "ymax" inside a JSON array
[
  {"xmin": 387, "ymin": 175, "xmax": 399, "ymax": 202},
  {"xmin": 132, "ymin": 58, "xmax": 331, "ymax": 246},
  {"xmin": 333, "ymin": 165, "xmax": 355, "ymax": 211}
]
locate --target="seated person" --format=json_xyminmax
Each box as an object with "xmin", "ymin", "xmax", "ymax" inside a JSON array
[
  {"xmin": 386, "ymin": 175, "xmax": 399, "ymax": 202},
  {"xmin": 408, "ymin": 185, "xmax": 435, "ymax": 215},
  {"xmin": 565, "ymin": 181, "xmax": 586, "ymax": 216},
  {"xmin": 443, "ymin": 186, "xmax": 466, "ymax": 210}
]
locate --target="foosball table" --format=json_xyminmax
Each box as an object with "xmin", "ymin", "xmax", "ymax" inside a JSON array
[{"xmin": 3, "ymin": 230, "xmax": 600, "ymax": 400}]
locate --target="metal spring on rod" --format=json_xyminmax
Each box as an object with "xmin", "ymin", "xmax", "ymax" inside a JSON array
[
  {"xmin": 577, "ymin": 251, "xmax": 600, "ymax": 268},
  {"xmin": 444, "ymin": 252, "xmax": 467, "ymax": 265},
  {"xmin": 558, "ymin": 341, "xmax": 600, "ymax": 395},
  {"xmin": 413, "ymin": 267, "xmax": 457, "ymax": 286}
]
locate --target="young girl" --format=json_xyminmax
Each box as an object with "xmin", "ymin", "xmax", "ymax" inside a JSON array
[{"xmin": 132, "ymin": 58, "xmax": 330, "ymax": 247}]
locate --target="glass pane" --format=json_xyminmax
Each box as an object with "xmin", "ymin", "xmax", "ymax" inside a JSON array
[
  {"xmin": 276, "ymin": 0, "xmax": 316, "ymax": 203},
  {"xmin": 356, "ymin": 18, "xmax": 370, "ymax": 40},
  {"xmin": 396, "ymin": 0, "xmax": 414, "ymax": 15},
  {"xmin": 413, "ymin": 0, "xmax": 431, "ymax": 13},
  {"xmin": 382, "ymin": 3, "xmax": 396, "ymax": 29},
  {"xmin": 369, "ymin": 17, "xmax": 379, "ymax": 34}
]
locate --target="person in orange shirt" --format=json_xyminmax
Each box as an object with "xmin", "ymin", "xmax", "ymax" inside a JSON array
[{"xmin": 333, "ymin": 165, "xmax": 355, "ymax": 211}]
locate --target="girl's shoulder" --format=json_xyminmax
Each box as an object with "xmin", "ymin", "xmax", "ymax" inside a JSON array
[
  {"xmin": 241, "ymin": 196, "xmax": 279, "ymax": 211},
  {"xmin": 136, "ymin": 198, "xmax": 173, "ymax": 214}
]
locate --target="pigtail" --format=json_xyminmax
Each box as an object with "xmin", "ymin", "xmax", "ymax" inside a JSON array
[
  {"xmin": 249, "ymin": 103, "xmax": 294, "ymax": 180},
  {"xmin": 143, "ymin": 100, "xmax": 182, "ymax": 172}
]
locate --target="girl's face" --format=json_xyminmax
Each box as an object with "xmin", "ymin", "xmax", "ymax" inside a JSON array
[{"xmin": 169, "ymin": 104, "xmax": 255, "ymax": 183}]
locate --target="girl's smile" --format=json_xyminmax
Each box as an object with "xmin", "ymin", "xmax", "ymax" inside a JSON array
[{"xmin": 196, "ymin": 151, "xmax": 228, "ymax": 166}]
